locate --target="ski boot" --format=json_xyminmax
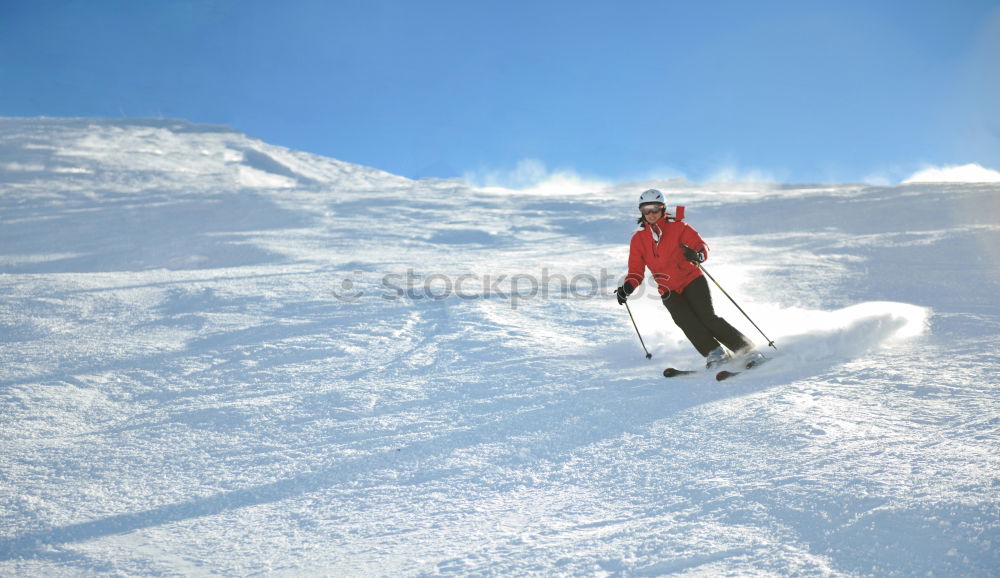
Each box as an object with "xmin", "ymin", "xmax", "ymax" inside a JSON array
[{"xmin": 705, "ymin": 346, "xmax": 731, "ymax": 370}]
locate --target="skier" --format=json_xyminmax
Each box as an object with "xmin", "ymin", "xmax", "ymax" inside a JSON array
[{"xmin": 615, "ymin": 189, "xmax": 763, "ymax": 369}]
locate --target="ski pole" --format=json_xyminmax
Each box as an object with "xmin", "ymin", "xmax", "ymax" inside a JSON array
[
  {"xmin": 698, "ymin": 263, "xmax": 777, "ymax": 350},
  {"xmin": 623, "ymin": 300, "xmax": 653, "ymax": 359}
]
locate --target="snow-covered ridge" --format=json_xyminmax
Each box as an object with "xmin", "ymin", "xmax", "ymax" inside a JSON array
[
  {"xmin": 903, "ymin": 163, "xmax": 1000, "ymax": 184},
  {"xmin": 1, "ymin": 118, "xmax": 997, "ymax": 576},
  {"xmin": 0, "ymin": 117, "xmax": 411, "ymax": 192}
]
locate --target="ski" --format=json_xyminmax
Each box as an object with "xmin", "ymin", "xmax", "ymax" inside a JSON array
[
  {"xmin": 715, "ymin": 357, "xmax": 768, "ymax": 381},
  {"xmin": 663, "ymin": 367, "xmax": 698, "ymax": 378}
]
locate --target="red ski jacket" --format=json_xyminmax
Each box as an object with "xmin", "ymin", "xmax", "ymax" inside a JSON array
[{"xmin": 625, "ymin": 216, "xmax": 708, "ymax": 295}]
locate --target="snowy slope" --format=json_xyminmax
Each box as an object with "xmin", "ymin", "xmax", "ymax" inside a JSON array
[{"xmin": 1, "ymin": 118, "xmax": 997, "ymax": 576}]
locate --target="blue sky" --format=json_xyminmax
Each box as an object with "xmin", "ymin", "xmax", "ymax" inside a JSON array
[{"xmin": 2, "ymin": 0, "xmax": 998, "ymax": 184}]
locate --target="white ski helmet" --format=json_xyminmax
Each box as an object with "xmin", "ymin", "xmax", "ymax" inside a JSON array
[{"xmin": 638, "ymin": 188, "xmax": 665, "ymax": 207}]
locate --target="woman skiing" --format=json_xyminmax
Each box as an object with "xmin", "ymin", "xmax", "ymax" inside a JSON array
[{"xmin": 615, "ymin": 189, "xmax": 762, "ymax": 369}]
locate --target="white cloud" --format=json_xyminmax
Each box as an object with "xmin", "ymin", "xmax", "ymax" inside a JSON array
[
  {"xmin": 902, "ymin": 163, "xmax": 1000, "ymax": 184},
  {"xmin": 703, "ymin": 165, "xmax": 779, "ymax": 184},
  {"xmin": 464, "ymin": 159, "xmax": 610, "ymax": 195},
  {"xmin": 464, "ymin": 160, "xmax": 1000, "ymax": 191},
  {"xmin": 464, "ymin": 158, "xmax": 547, "ymax": 189}
]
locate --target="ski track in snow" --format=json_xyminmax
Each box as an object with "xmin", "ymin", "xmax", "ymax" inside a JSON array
[{"xmin": 1, "ymin": 118, "xmax": 998, "ymax": 576}]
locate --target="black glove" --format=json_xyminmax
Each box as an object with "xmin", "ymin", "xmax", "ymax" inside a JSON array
[
  {"xmin": 615, "ymin": 282, "xmax": 635, "ymax": 305},
  {"xmin": 681, "ymin": 244, "xmax": 705, "ymax": 264}
]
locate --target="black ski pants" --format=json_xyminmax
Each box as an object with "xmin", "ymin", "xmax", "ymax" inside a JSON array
[{"xmin": 661, "ymin": 275, "xmax": 754, "ymax": 357}]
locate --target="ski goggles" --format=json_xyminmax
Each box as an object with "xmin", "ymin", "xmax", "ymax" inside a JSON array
[{"xmin": 640, "ymin": 204, "xmax": 665, "ymax": 215}]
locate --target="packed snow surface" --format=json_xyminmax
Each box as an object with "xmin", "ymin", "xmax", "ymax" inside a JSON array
[{"xmin": 1, "ymin": 118, "xmax": 997, "ymax": 576}]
